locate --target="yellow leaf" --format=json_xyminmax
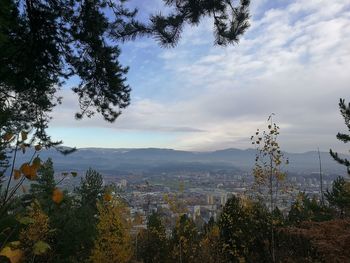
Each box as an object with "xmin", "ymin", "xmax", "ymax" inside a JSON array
[
  {"xmin": 33, "ymin": 241, "xmax": 50, "ymax": 255},
  {"xmin": 21, "ymin": 131, "xmax": 27, "ymax": 141},
  {"xmin": 20, "ymin": 163, "xmax": 37, "ymax": 180},
  {"xmin": 13, "ymin": 170, "xmax": 21, "ymax": 180},
  {"xmin": 18, "ymin": 216, "xmax": 34, "ymax": 225},
  {"xmin": 103, "ymin": 193, "xmax": 112, "ymax": 202},
  {"xmin": 20, "ymin": 163, "xmax": 30, "ymax": 174},
  {"xmin": 0, "ymin": 247, "xmax": 24, "ymax": 263},
  {"xmin": 52, "ymin": 188, "xmax": 63, "ymax": 204}
]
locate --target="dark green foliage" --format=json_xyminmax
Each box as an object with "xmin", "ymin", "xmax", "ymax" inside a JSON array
[
  {"xmin": 75, "ymin": 168, "xmax": 103, "ymax": 206},
  {"xmin": 48, "ymin": 169, "xmax": 103, "ymax": 263},
  {"xmin": 0, "ymin": 198, "xmax": 22, "ymax": 248},
  {"xmin": 62, "ymin": 168, "xmax": 104, "ymax": 262},
  {"xmin": 1, "ymin": 0, "xmax": 62, "ymax": 145},
  {"xmin": 0, "ymin": 137, "xmax": 10, "ymax": 187},
  {"xmin": 288, "ymin": 193, "xmax": 332, "ymax": 225},
  {"xmin": 272, "ymin": 207, "xmax": 285, "ymax": 227},
  {"xmin": 171, "ymin": 214, "xmax": 200, "ymax": 263},
  {"xmin": 218, "ymin": 196, "xmax": 271, "ymax": 262},
  {"xmin": 330, "ymin": 99, "xmax": 350, "ymax": 175},
  {"xmin": 202, "ymin": 216, "xmax": 215, "ymax": 235},
  {"xmin": 325, "ymin": 176, "xmax": 350, "ymax": 217},
  {"xmin": 51, "ymin": 203, "xmax": 88, "ymax": 263},
  {"xmin": 197, "ymin": 217, "xmax": 224, "ymax": 263},
  {"xmin": 25, "ymin": 163, "xmax": 105, "ymax": 263},
  {"xmin": 137, "ymin": 212, "xmax": 170, "ymax": 263},
  {"xmin": 28, "ymin": 158, "xmax": 56, "ymax": 212},
  {"xmin": 148, "ymin": 0, "xmax": 250, "ymax": 47},
  {"xmin": 0, "ymin": 0, "xmax": 130, "ymax": 148}
]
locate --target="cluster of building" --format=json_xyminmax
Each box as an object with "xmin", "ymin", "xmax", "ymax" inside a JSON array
[{"xmin": 102, "ymin": 170, "xmax": 341, "ymax": 232}]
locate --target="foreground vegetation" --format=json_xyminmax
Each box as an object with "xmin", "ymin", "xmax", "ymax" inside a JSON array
[{"xmin": 0, "ymin": 157, "xmax": 350, "ymax": 263}]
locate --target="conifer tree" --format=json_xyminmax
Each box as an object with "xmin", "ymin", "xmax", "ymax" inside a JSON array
[
  {"xmin": 288, "ymin": 192, "xmax": 332, "ymax": 224},
  {"xmin": 60, "ymin": 169, "xmax": 104, "ymax": 262},
  {"xmin": 218, "ymin": 195, "xmax": 271, "ymax": 262},
  {"xmin": 325, "ymin": 176, "xmax": 350, "ymax": 217},
  {"xmin": 29, "ymin": 158, "xmax": 56, "ymax": 211},
  {"xmin": 171, "ymin": 214, "xmax": 199, "ymax": 263},
  {"xmin": 36, "ymin": 167, "xmax": 104, "ymax": 263},
  {"xmin": 90, "ymin": 198, "xmax": 133, "ymax": 263},
  {"xmin": 138, "ymin": 212, "xmax": 169, "ymax": 263},
  {"xmin": 330, "ymin": 99, "xmax": 350, "ymax": 175},
  {"xmin": 198, "ymin": 219, "xmax": 223, "ymax": 263}
]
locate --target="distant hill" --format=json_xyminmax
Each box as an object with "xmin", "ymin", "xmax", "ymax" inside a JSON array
[{"xmin": 11, "ymin": 147, "xmax": 349, "ymax": 176}]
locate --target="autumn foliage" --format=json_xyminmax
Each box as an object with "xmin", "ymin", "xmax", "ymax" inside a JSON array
[{"xmin": 90, "ymin": 199, "xmax": 133, "ymax": 263}]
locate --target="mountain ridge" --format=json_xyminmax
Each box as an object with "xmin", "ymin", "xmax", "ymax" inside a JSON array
[{"xmin": 12, "ymin": 147, "xmax": 349, "ymax": 175}]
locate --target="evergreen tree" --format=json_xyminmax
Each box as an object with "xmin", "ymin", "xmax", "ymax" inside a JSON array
[
  {"xmin": 325, "ymin": 176, "xmax": 350, "ymax": 217},
  {"xmin": 198, "ymin": 218, "xmax": 224, "ymax": 263},
  {"xmin": 29, "ymin": 158, "xmax": 56, "ymax": 211},
  {"xmin": 218, "ymin": 195, "xmax": 271, "ymax": 263},
  {"xmin": 60, "ymin": 168, "xmax": 104, "ymax": 262},
  {"xmin": 288, "ymin": 192, "xmax": 332, "ymax": 225},
  {"xmin": 75, "ymin": 168, "xmax": 103, "ymax": 207},
  {"xmin": 138, "ymin": 212, "xmax": 169, "ymax": 263},
  {"xmin": 34, "ymin": 167, "xmax": 105, "ymax": 263},
  {"xmin": 330, "ymin": 99, "xmax": 350, "ymax": 175},
  {"xmin": 171, "ymin": 214, "xmax": 200, "ymax": 263},
  {"xmin": 90, "ymin": 198, "xmax": 133, "ymax": 263},
  {"xmin": 24, "ymin": 160, "xmax": 73, "ymax": 262}
]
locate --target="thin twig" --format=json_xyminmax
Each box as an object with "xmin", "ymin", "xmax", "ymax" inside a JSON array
[{"xmin": 4, "ymin": 135, "xmax": 19, "ymax": 203}]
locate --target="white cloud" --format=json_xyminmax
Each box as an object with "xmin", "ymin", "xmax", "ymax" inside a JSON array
[{"xmin": 50, "ymin": 0, "xmax": 350, "ymax": 153}]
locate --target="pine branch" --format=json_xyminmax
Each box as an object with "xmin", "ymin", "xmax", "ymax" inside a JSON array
[
  {"xmin": 330, "ymin": 149, "xmax": 350, "ymax": 175},
  {"xmin": 330, "ymin": 98, "xmax": 350, "ymax": 175}
]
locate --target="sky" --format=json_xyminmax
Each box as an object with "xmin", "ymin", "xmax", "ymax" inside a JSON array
[{"xmin": 48, "ymin": 0, "xmax": 350, "ymax": 153}]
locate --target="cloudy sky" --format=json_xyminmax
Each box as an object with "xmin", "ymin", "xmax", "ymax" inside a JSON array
[{"xmin": 49, "ymin": 0, "xmax": 350, "ymax": 153}]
